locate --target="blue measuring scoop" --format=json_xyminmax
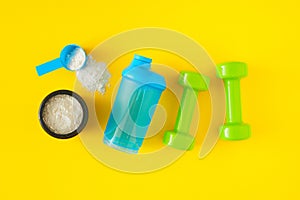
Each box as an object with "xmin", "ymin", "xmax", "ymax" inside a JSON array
[{"xmin": 36, "ymin": 44, "xmax": 87, "ymax": 76}]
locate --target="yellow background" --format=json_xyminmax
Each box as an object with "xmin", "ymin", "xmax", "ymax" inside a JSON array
[{"xmin": 1, "ymin": 0, "xmax": 300, "ymax": 199}]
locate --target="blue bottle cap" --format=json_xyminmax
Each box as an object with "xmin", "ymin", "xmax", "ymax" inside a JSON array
[
  {"xmin": 122, "ymin": 54, "xmax": 166, "ymax": 91},
  {"xmin": 133, "ymin": 54, "xmax": 152, "ymax": 64}
]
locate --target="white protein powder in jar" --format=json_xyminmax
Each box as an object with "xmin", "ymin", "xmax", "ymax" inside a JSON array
[{"xmin": 42, "ymin": 94, "xmax": 83, "ymax": 134}]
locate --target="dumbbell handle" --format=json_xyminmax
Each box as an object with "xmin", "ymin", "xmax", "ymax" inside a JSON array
[
  {"xmin": 224, "ymin": 78, "xmax": 242, "ymax": 123},
  {"xmin": 175, "ymin": 87, "xmax": 198, "ymax": 133}
]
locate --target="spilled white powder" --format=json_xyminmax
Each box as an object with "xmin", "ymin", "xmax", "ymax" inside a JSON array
[
  {"xmin": 68, "ymin": 48, "xmax": 86, "ymax": 70},
  {"xmin": 42, "ymin": 94, "xmax": 83, "ymax": 134},
  {"xmin": 76, "ymin": 55, "xmax": 111, "ymax": 94}
]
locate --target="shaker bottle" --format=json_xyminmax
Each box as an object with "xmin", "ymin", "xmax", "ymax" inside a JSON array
[{"xmin": 103, "ymin": 54, "xmax": 166, "ymax": 153}]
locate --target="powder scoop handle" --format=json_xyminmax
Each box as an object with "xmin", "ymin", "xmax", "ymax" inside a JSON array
[{"xmin": 36, "ymin": 58, "xmax": 62, "ymax": 76}]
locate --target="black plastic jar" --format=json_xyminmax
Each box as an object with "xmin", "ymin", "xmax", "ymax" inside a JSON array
[{"xmin": 38, "ymin": 90, "xmax": 88, "ymax": 139}]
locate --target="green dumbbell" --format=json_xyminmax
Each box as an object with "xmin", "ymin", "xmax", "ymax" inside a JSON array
[
  {"xmin": 163, "ymin": 71, "xmax": 210, "ymax": 150},
  {"xmin": 216, "ymin": 62, "xmax": 251, "ymax": 140}
]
